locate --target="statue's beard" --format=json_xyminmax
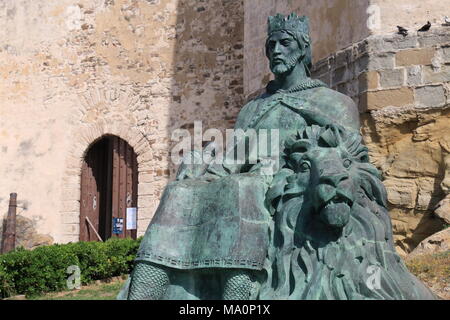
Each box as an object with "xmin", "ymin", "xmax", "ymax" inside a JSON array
[{"xmin": 270, "ymin": 51, "xmax": 302, "ymax": 76}]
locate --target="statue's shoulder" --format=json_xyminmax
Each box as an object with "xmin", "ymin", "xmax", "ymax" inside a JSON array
[
  {"xmin": 307, "ymin": 86, "xmax": 357, "ymax": 110},
  {"xmin": 235, "ymin": 92, "xmax": 271, "ymax": 129},
  {"xmin": 300, "ymin": 86, "xmax": 361, "ymax": 131}
]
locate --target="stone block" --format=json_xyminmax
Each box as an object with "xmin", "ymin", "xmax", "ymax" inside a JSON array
[
  {"xmin": 408, "ymin": 228, "xmax": 450, "ymax": 258},
  {"xmin": 434, "ymin": 195, "xmax": 450, "ymax": 224},
  {"xmin": 416, "ymin": 177, "xmax": 440, "ymax": 211},
  {"xmin": 415, "ymin": 85, "xmax": 446, "ymax": 108},
  {"xmin": 335, "ymin": 49, "xmax": 350, "ymax": 67},
  {"xmin": 317, "ymin": 73, "xmax": 331, "ymax": 87},
  {"xmin": 355, "ymin": 54, "xmax": 370, "ymax": 74},
  {"xmin": 138, "ymin": 182, "xmax": 155, "ymax": 196},
  {"xmin": 61, "ymin": 187, "xmax": 81, "ymax": 201},
  {"xmin": 336, "ymin": 83, "xmax": 347, "ymax": 95},
  {"xmin": 396, "ymin": 48, "xmax": 436, "ymax": 67},
  {"xmin": 368, "ymin": 35, "xmax": 418, "ymax": 53},
  {"xmin": 368, "ymin": 53, "xmax": 395, "ymax": 71},
  {"xmin": 418, "ymin": 30, "xmax": 450, "ymax": 47},
  {"xmin": 442, "ymin": 46, "xmax": 450, "ymax": 63},
  {"xmin": 138, "ymin": 172, "xmax": 154, "ymax": 183},
  {"xmin": 138, "ymin": 195, "xmax": 154, "ymax": 208},
  {"xmin": 362, "ymin": 87, "xmax": 414, "ymax": 110},
  {"xmin": 332, "ymin": 66, "xmax": 348, "ymax": 86},
  {"xmin": 379, "ymin": 69, "xmax": 405, "ymax": 88},
  {"xmin": 386, "ymin": 140, "xmax": 442, "ymax": 178},
  {"xmin": 59, "ymin": 235, "xmax": 78, "ymax": 243},
  {"xmin": 423, "ymin": 65, "xmax": 450, "ymax": 84},
  {"xmin": 312, "ymin": 57, "xmax": 331, "ymax": 75},
  {"xmin": 407, "ymin": 66, "xmax": 423, "ymax": 86},
  {"xmin": 137, "ymin": 209, "xmax": 154, "ymax": 221},
  {"xmin": 62, "ymin": 223, "xmax": 80, "ymax": 235},
  {"xmin": 61, "ymin": 200, "xmax": 80, "ymax": 213},
  {"xmin": 61, "ymin": 213, "xmax": 80, "ymax": 224},
  {"xmin": 383, "ymin": 178, "xmax": 418, "ymax": 208},
  {"xmin": 346, "ymin": 79, "xmax": 359, "ymax": 97},
  {"xmin": 358, "ymin": 71, "xmax": 379, "ymax": 92}
]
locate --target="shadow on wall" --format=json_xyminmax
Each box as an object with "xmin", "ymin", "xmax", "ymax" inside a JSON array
[
  {"xmin": 167, "ymin": 0, "xmax": 245, "ymax": 177},
  {"xmin": 0, "ymin": 215, "xmax": 53, "ymax": 253}
]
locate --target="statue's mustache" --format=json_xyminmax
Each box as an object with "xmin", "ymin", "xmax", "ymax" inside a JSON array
[{"xmin": 270, "ymin": 52, "xmax": 302, "ymax": 68}]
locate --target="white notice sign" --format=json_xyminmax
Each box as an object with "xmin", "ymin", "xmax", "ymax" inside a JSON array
[{"xmin": 126, "ymin": 207, "xmax": 137, "ymax": 230}]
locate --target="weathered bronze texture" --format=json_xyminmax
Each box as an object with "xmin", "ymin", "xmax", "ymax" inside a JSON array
[{"xmin": 118, "ymin": 13, "xmax": 436, "ymax": 300}]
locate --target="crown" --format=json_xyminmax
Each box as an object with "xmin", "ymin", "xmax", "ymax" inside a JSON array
[{"xmin": 267, "ymin": 13, "xmax": 310, "ymax": 37}]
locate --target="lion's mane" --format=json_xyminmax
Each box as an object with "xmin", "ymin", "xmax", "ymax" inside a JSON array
[{"xmin": 258, "ymin": 125, "xmax": 435, "ymax": 300}]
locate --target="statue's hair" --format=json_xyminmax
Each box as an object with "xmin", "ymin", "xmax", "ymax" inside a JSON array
[{"xmin": 260, "ymin": 125, "xmax": 435, "ymax": 300}]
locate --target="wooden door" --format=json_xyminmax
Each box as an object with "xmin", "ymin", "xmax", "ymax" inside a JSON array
[
  {"xmin": 111, "ymin": 136, "xmax": 138, "ymax": 239},
  {"xmin": 80, "ymin": 136, "xmax": 138, "ymax": 241}
]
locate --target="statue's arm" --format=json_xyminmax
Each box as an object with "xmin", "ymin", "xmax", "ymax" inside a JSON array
[
  {"xmin": 175, "ymin": 142, "xmax": 217, "ymax": 180},
  {"xmin": 175, "ymin": 99, "xmax": 258, "ymax": 180},
  {"xmin": 290, "ymin": 88, "xmax": 360, "ymax": 132}
]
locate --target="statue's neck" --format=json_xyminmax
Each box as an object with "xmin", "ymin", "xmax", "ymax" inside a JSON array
[{"xmin": 274, "ymin": 63, "xmax": 309, "ymax": 91}]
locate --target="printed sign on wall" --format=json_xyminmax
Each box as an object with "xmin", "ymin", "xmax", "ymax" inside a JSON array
[
  {"xmin": 113, "ymin": 218, "xmax": 124, "ymax": 235},
  {"xmin": 126, "ymin": 207, "xmax": 137, "ymax": 230}
]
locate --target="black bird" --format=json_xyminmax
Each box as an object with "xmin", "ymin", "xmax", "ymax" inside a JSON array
[
  {"xmin": 397, "ymin": 26, "xmax": 408, "ymax": 37},
  {"xmin": 418, "ymin": 21, "xmax": 431, "ymax": 32}
]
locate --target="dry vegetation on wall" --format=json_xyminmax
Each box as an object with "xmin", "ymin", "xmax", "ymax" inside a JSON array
[{"xmin": 405, "ymin": 250, "xmax": 450, "ymax": 300}]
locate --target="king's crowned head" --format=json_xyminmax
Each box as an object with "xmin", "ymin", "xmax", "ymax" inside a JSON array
[
  {"xmin": 267, "ymin": 13, "xmax": 310, "ymax": 39},
  {"xmin": 265, "ymin": 13, "xmax": 313, "ymax": 77}
]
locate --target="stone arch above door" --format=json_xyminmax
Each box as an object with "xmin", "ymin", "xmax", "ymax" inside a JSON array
[{"xmin": 59, "ymin": 121, "xmax": 154, "ymax": 243}]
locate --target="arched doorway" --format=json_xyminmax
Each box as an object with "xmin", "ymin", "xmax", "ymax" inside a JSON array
[{"xmin": 80, "ymin": 135, "xmax": 138, "ymax": 241}]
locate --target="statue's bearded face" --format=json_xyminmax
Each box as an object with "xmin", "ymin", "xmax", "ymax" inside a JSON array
[{"xmin": 267, "ymin": 31, "xmax": 303, "ymax": 76}]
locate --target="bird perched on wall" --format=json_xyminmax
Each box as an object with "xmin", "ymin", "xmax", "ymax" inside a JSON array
[
  {"xmin": 418, "ymin": 21, "xmax": 431, "ymax": 32},
  {"xmin": 397, "ymin": 26, "xmax": 408, "ymax": 37},
  {"xmin": 444, "ymin": 16, "xmax": 450, "ymax": 26}
]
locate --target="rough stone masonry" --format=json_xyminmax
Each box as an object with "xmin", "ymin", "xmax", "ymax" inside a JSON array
[{"xmin": 0, "ymin": 0, "xmax": 449, "ymax": 256}]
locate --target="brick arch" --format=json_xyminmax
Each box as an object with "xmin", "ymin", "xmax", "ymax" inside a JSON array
[{"xmin": 59, "ymin": 121, "xmax": 153, "ymax": 243}]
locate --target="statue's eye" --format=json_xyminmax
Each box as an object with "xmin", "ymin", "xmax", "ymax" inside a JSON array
[
  {"xmin": 343, "ymin": 159, "xmax": 352, "ymax": 168},
  {"xmin": 299, "ymin": 161, "xmax": 311, "ymax": 172}
]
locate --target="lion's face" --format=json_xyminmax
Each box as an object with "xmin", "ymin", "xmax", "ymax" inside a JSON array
[
  {"xmin": 297, "ymin": 146, "xmax": 358, "ymax": 229},
  {"xmin": 283, "ymin": 125, "xmax": 383, "ymax": 231}
]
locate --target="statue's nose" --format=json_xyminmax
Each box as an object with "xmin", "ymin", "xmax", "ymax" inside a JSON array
[
  {"xmin": 319, "ymin": 172, "xmax": 349, "ymax": 188},
  {"xmin": 273, "ymin": 42, "xmax": 282, "ymax": 54}
]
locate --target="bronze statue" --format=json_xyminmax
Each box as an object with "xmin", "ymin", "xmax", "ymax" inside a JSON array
[{"xmin": 118, "ymin": 13, "xmax": 436, "ymax": 300}]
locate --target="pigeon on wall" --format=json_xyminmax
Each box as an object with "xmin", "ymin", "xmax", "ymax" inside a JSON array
[
  {"xmin": 397, "ymin": 26, "xmax": 408, "ymax": 37},
  {"xmin": 418, "ymin": 21, "xmax": 431, "ymax": 32},
  {"xmin": 444, "ymin": 16, "xmax": 450, "ymax": 26}
]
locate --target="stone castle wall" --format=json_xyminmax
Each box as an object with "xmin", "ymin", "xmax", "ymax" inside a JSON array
[
  {"xmin": 0, "ymin": 0, "xmax": 448, "ymax": 254},
  {"xmin": 312, "ymin": 29, "xmax": 450, "ymax": 254},
  {"xmin": 0, "ymin": 0, "xmax": 244, "ymax": 245},
  {"xmin": 244, "ymin": 0, "xmax": 371, "ymax": 97}
]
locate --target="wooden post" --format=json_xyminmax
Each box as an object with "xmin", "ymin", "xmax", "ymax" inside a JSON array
[
  {"xmin": 2, "ymin": 193, "xmax": 17, "ymax": 254},
  {"xmin": 85, "ymin": 216, "xmax": 104, "ymax": 242}
]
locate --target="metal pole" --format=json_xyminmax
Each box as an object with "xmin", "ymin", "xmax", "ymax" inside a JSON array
[{"xmin": 2, "ymin": 193, "xmax": 17, "ymax": 254}]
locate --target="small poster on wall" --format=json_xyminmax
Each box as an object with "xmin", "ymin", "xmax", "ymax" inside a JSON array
[
  {"xmin": 126, "ymin": 207, "xmax": 137, "ymax": 230},
  {"xmin": 112, "ymin": 218, "xmax": 124, "ymax": 235}
]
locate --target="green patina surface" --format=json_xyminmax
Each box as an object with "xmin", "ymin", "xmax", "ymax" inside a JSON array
[{"xmin": 118, "ymin": 13, "xmax": 437, "ymax": 300}]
